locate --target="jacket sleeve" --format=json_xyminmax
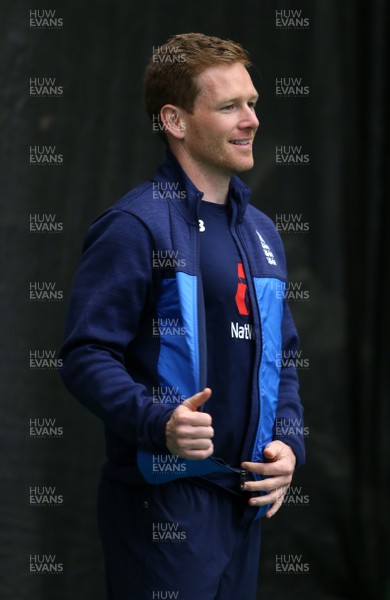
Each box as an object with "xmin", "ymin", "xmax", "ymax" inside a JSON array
[
  {"xmin": 59, "ymin": 209, "xmax": 175, "ymax": 451},
  {"xmin": 273, "ymin": 300, "xmax": 306, "ymax": 468}
]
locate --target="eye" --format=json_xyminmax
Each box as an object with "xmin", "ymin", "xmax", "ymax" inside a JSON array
[
  {"xmin": 220, "ymin": 104, "xmax": 235, "ymax": 111},
  {"xmin": 248, "ymin": 101, "xmax": 257, "ymax": 110}
]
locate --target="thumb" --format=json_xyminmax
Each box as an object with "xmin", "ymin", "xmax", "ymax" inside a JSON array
[
  {"xmin": 264, "ymin": 442, "xmax": 280, "ymax": 460},
  {"xmin": 181, "ymin": 388, "xmax": 212, "ymax": 412}
]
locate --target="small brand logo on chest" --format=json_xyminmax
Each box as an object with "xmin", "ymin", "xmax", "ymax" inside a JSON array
[{"xmin": 256, "ymin": 231, "xmax": 277, "ymax": 266}]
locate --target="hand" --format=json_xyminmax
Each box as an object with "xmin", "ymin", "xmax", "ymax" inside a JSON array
[
  {"xmin": 241, "ymin": 440, "xmax": 296, "ymax": 518},
  {"xmin": 165, "ymin": 388, "xmax": 214, "ymax": 460}
]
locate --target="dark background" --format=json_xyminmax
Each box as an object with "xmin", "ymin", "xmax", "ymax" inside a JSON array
[{"xmin": 1, "ymin": 0, "xmax": 389, "ymax": 598}]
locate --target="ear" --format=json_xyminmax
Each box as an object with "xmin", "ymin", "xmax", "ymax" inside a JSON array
[{"xmin": 160, "ymin": 104, "xmax": 186, "ymax": 140}]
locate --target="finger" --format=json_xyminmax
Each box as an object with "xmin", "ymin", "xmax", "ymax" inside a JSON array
[
  {"xmin": 176, "ymin": 425, "xmax": 214, "ymax": 440},
  {"xmin": 263, "ymin": 442, "xmax": 283, "ymax": 460},
  {"xmin": 248, "ymin": 486, "xmax": 287, "ymax": 509},
  {"xmin": 242, "ymin": 476, "xmax": 291, "ymax": 493},
  {"xmin": 180, "ymin": 438, "xmax": 214, "ymax": 451},
  {"xmin": 181, "ymin": 388, "xmax": 212, "ymax": 412},
  {"xmin": 265, "ymin": 493, "xmax": 285, "ymax": 518},
  {"xmin": 241, "ymin": 460, "xmax": 293, "ymax": 478},
  {"xmin": 176, "ymin": 411, "xmax": 213, "ymax": 427}
]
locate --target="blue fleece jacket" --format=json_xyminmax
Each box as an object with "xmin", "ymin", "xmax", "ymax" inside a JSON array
[{"xmin": 60, "ymin": 150, "xmax": 305, "ymax": 509}]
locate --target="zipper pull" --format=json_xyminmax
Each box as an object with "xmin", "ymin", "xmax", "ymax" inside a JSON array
[{"xmin": 240, "ymin": 468, "xmax": 247, "ymax": 490}]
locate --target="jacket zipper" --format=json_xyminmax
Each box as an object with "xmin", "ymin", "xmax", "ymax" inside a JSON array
[
  {"xmin": 233, "ymin": 220, "xmax": 264, "ymax": 465},
  {"xmin": 194, "ymin": 192, "xmax": 205, "ymax": 395}
]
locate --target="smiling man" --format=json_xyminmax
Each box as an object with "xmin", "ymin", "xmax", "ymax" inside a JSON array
[
  {"xmin": 60, "ymin": 33, "xmax": 305, "ymax": 600},
  {"xmin": 161, "ymin": 62, "xmax": 259, "ymax": 185}
]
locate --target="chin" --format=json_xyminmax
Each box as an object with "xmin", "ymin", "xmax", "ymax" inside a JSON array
[
  {"xmin": 213, "ymin": 154, "xmax": 254, "ymax": 176},
  {"xmin": 232, "ymin": 158, "xmax": 254, "ymax": 173}
]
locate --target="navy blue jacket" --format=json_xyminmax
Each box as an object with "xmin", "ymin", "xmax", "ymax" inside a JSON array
[{"xmin": 60, "ymin": 151, "xmax": 305, "ymax": 518}]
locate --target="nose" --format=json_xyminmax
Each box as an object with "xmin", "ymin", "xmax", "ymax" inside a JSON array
[{"xmin": 239, "ymin": 106, "xmax": 259, "ymax": 130}]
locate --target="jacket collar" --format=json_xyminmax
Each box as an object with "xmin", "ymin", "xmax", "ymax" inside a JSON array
[{"xmin": 152, "ymin": 148, "xmax": 251, "ymax": 224}]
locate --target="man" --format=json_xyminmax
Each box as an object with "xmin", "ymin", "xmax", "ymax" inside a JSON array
[{"xmin": 60, "ymin": 33, "xmax": 305, "ymax": 600}]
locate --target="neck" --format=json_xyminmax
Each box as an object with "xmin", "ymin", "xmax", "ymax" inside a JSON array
[{"xmin": 171, "ymin": 147, "xmax": 230, "ymax": 205}]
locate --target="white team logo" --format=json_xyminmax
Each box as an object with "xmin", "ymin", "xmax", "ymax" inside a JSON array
[
  {"xmin": 198, "ymin": 219, "xmax": 206, "ymax": 232},
  {"xmin": 256, "ymin": 230, "xmax": 277, "ymax": 266}
]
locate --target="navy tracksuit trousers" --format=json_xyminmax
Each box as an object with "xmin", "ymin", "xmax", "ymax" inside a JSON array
[{"xmin": 97, "ymin": 476, "xmax": 262, "ymax": 600}]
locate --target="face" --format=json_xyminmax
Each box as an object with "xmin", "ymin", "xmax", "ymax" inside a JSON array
[{"xmin": 180, "ymin": 62, "xmax": 259, "ymax": 177}]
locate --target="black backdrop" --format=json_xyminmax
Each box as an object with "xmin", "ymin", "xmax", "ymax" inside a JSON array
[{"xmin": 1, "ymin": 0, "xmax": 389, "ymax": 598}]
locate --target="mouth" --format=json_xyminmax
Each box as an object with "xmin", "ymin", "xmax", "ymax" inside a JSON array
[{"xmin": 229, "ymin": 138, "xmax": 253, "ymax": 147}]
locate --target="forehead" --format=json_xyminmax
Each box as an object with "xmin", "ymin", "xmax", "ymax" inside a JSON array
[{"xmin": 195, "ymin": 62, "xmax": 257, "ymax": 104}]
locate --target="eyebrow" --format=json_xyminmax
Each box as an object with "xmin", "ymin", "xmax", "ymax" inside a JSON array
[{"xmin": 217, "ymin": 93, "xmax": 259, "ymax": 105}]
